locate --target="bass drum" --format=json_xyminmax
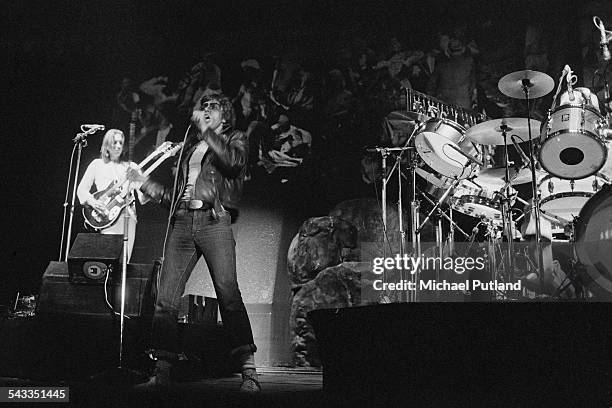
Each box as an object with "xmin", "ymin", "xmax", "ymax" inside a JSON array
[{"xmin": 574, "ymin": 183, "xmax": 612, "ymax": 299}]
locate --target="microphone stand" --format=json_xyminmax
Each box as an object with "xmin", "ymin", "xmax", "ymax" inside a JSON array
[
  {"xmin": 369, "ymin": 145, "xmax": 414, "ymax": 302},
  {"xmin": 602, "ymin": 61, "xmax": 611, "ymax": 120},
  {"xmin": 60, "ymin": 127, "xmax": 99, "ymax": 261},
  {"xmin": 90, "ymin": 116, "xmax": 144, "ymax": 386}
]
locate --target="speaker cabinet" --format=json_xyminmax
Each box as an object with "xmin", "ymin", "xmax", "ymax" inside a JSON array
[
  {"xmin": 37, "ymin": 261, "xmax": 154, "ymax": 317},
  {"xmin": 67, "ymin": 233, "xmax": 123, "ymax": 284}
]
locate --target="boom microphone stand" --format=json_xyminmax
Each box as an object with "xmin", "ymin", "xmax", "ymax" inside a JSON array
[
  {"xmin": 369, "ymin": 145, "xmax": 414, "ymax": 302},
  {"xmin": 60, "ymin": 126, "xmax": 103, "ymax": 261}
]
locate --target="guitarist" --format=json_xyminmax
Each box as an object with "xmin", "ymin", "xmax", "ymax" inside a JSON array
[
  {"xmin": 127, "ymin": 94, "xmax": 260, "ymax": 393},
  {"xmin": 77, "ymin": 129, "xmax": 142, "ymax": 260}
]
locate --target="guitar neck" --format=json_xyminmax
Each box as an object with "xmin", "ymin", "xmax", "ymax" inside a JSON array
[
  {"xmin": 142, "ymin": 154, "xmax": 171, "ymax": 178},
  {"xmin": 128, "ymin": 109, "xmax": 140, "ymax": 163}
]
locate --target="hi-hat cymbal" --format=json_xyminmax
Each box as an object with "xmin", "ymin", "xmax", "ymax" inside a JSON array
[
  {"xmin": 498, "ymin": 70, "xmax": 554, "ymax": 99},
  {"xmin": 465, "ymin": 118, "xmax": 542, "ymax": 145}
]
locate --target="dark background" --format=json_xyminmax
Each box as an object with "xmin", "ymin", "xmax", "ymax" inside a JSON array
[{"xmin": 3, "ymin": 0, "xmax": 586, "ymax": 304}]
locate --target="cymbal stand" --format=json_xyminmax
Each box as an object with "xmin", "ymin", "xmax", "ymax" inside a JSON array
[
  {"xmin": 522, "ymin": 79, "xmax": 544, "ymax": 290},
  {"xmin": 499, "ymin": 126, "xmax": 515, "ymax": 281}
]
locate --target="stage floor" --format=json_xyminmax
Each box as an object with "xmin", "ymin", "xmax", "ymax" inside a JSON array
[{"xmin": 0, "ymin": 369, "xmax": 324, "ymax": 408}]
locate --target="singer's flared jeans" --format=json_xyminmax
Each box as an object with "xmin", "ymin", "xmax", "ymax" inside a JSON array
[{"xmin": 151, "ymin": 208, "xmax": 256, "ymax": 358}]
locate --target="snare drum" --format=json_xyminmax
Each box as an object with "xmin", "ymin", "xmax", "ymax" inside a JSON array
[
  {"xmin": 450, "ymin": 176, "xmax": 515, "ymax": 224},
  {"xmin": 538, "ymin": 174, "xmax": 608, "ymax": 224},
  {"xmin": 415, "ymin": 118, "xmax": 478, "ymax": 180},
  {"xmin": 539, "ymin": 96, "xmax": 607, "ymax": 179}
]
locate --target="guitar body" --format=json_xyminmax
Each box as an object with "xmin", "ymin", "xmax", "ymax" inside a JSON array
[
  {"xmin": 82, "ymin": 141, "xmax": 183, "ymax": 230},
  {"xmin": 82, "ymin": 182, "xmax": 132, "ymax": 230}
]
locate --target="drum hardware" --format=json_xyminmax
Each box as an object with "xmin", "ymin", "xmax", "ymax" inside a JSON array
[
  {"xmin": 416, "ymin": 175, "xmax": 463, "ymax": 235},
  {"xmin": 478, "ymin": 165, "xmax": 543, "ymax": 186},
  {"xmin": 445, "ymin": 142, "xmax": 484, "ymax": 167},
  {"xmin": 498, "ymin": 125, "xmax": 517, "ymax": 280},
  {"xmin": 571, "ymin": 183, "xmax": 612, "ymax": 298},
  {"xmin": 368, "ymin": 111, "xmax": 425, "ymax": 303},
  {"xmin": 416, "ymin": 183, "xmax": 471, "ymax": 302},
  {"xmin": 539, "ymin": 65, "xmax": 608, "ymax": 179},
  {"xmin": 539, "ymin": 103, "xmax": 607, "ymax": 179},
  {"xmin": 538, "ymin": 173, "xmax": 608, "ymax": 233},
  {"xmin": 414, "ymin": 119, "xmax": 479, "ymax": 180},
  {"xmin": 497, "ymin": 70, "xmax": 554, "ymax": 100},
  {"xmin": 499, "ymin": 70, "xmax": 554, "ymax": 292},
  {"xmin": 415, "ymin": 185, "xmax": 470, "ymax": 240},
  {"xmin": 450, "ymin": 176, "xmax": 517, "ymax": 225}
]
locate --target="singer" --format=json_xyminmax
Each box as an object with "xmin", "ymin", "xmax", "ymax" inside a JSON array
[
  {"xmin": 127, "ymin": 94, "xmax": 260, "ymax": 393},
  {"xmin": 77, "ymin": 129, "xmax": 141, "ymax": 259}
]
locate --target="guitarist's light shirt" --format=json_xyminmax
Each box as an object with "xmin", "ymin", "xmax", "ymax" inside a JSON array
[{"xmin": 77, "ymin": 159, "xmax": 139, "ymax": 221}]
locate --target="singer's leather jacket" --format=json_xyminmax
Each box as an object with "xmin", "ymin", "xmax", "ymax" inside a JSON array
[{"xmin": 140, "ymin": 126, "xmax": 248, "ymax": 214}]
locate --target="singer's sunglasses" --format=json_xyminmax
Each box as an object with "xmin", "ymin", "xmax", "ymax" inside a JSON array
[{"xmin": 200, "ymin": 101, "xmax": 221, "ymax": 111}]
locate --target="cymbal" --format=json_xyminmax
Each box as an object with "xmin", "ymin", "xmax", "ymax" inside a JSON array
[
  {"xmin": 478, "ymin": 166, "xmax": 545, "ymax": 185},
  {"xmin": 386, "ymin": 110, "xmax": 430, "ymax": 124},
  {"xmin": 498, "ymin": 70, "xmax": 554, "ymax": 99},
  {"xmin": 465, "ymin": 118, "xmax": 542, "ymax": 145}
]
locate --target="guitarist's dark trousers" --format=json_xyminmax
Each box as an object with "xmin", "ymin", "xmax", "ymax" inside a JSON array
[{"xmin": 150, "ymin": 204, "xmax": 256, "ymax": 358}]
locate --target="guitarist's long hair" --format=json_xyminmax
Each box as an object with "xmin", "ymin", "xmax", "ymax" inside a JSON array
[{"xmin": 100, "ymin": 129, "xmax": 128, "ymax": 163}]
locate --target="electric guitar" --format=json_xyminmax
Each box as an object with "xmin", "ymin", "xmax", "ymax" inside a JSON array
[{"xmin": 83, "ymin": 141, "xmax": 183, "ymax": 230}]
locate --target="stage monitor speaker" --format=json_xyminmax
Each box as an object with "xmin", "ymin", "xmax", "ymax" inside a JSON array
[
  {"xmin": 67, "ymin": 233, "xmax": 123, "ymax": 283},
  {"xmin": 37, "ymin": 261, "xmax": 154, "ymax": 317}
]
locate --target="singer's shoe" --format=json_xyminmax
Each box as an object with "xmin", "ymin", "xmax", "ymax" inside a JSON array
[
  {"xmin": 239, "ymin": 368, "xmax": 261, "ymax": 393},
  {"xmin": 134, "ymin": 360, "xmax": 172, "ymax": 390}
]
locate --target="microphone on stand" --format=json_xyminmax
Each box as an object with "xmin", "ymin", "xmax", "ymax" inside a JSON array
[
  {"xmin": 510, "ymin": 134, "xmax": 533, "ymax": 169},
  {"xmin": 594, "ymin": 16, "xmax": 611, "ymax": 61},
  {"xmin": 564, "ymin": 65, "xmax": 575, "ymax": 101},
  {"xmin": 73, "ymin": 124, "xmax": 105, "ymax": 143},
  {"xmin": 81, "ymin": 124, "xmax": 106, "ymax": 131}
]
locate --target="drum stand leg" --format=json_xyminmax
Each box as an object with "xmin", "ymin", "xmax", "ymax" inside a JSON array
[
  {"xmin": 416, "ymin": 188, "xmax": 470, "ymax": 240},
  {"xmin": 435, "ymin": 217, "xmax": 443, "ymax": 301},
  {"xmin": 411, "ymin": 175, "xmax": 420, "ymax": 302},
  {"xmin": 486, "ymin": 223, "xmax": 498, "ymax": 301},
  {"xmin": 380, "ymin": 150, "xmax": 390, "ymax": 302},
  {"xmin": 417, "ymin": 179, "xmax": 461, "ymax": 233},
  {"xmin": 395, "ymin": 154, "xmax": 408, "ymax": 302}
]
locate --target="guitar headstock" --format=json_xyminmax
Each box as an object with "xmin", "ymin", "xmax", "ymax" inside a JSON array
[{"xmin": 156, "ymin": 141, "xmax": 184, "ymax": 158}]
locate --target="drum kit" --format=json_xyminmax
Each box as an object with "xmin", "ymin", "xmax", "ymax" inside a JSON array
[{"xmin": 374, "ymin": 64, "xmax": 612, "ymax": 301}]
